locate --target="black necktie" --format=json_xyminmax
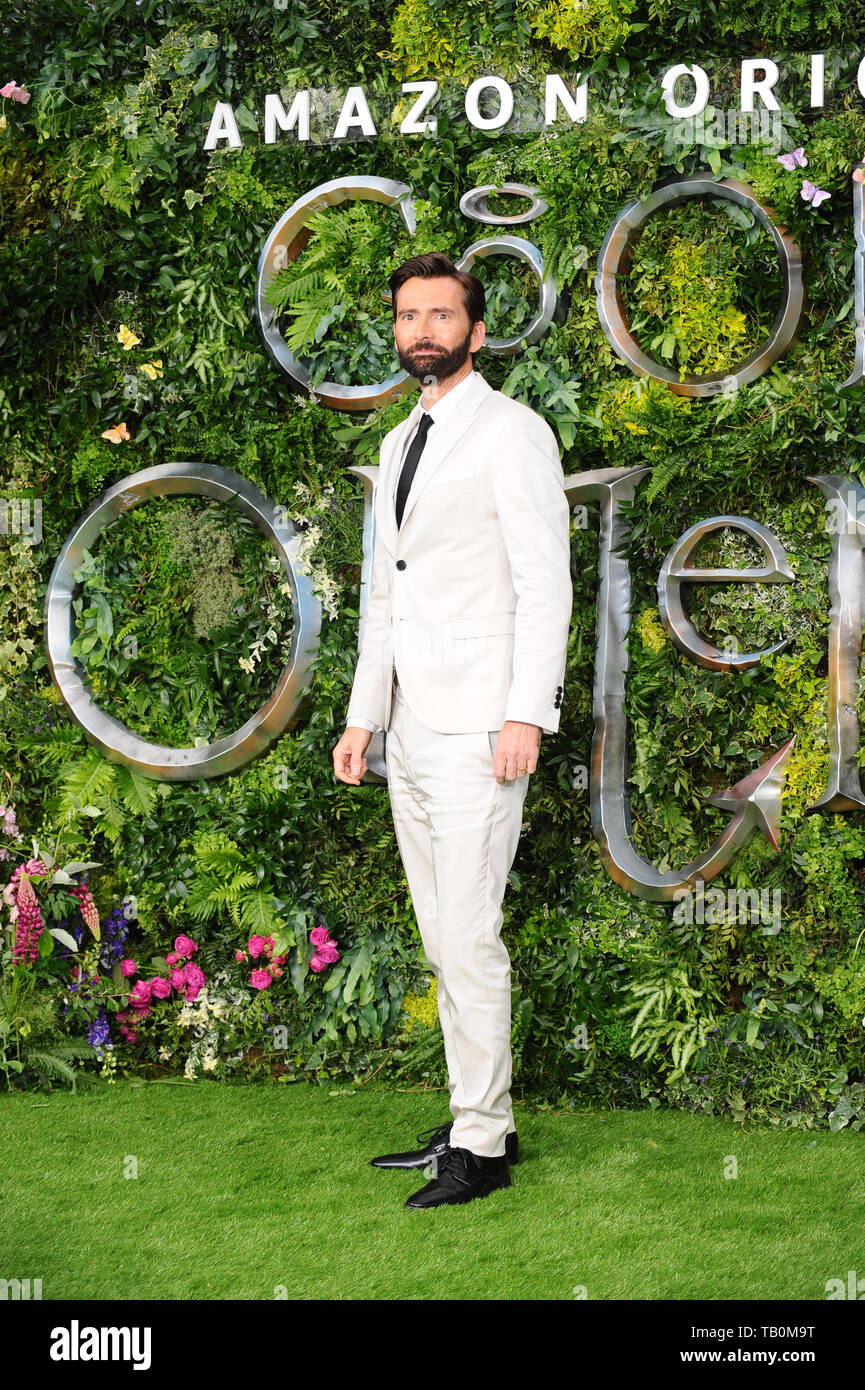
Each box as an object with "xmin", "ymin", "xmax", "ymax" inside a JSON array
[{"xmin": 395, "ymin": 411, "xmax": 434, "ymax": 530}]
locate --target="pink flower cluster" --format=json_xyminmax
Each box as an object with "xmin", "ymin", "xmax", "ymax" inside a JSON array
[
  {"xmin": 0, "ymin": 802, "xmax": 24, "ymax": 862},
  {"xmin": 235, "ymin": 934, "xmax": 288, "ymax": 991},
  {"xmin": 3, "ymin": 858, "xmax": 50, "ymax": 965},
  {"xmin": 0, "ymin": 80, "xmax": 30, "ymax": 103},
  {"xmin": 233, "ymin": 926, "xmax": 340, "ymax": 987},
  {"xmin": 309, "ymin": 925, "xmax": 340, "ymax": 974},
  {"xmin": 70, "ymin": 879, "xmax": 99, "ymax": 934},
  {"xmin": 116, "ymin": 934, "xmax": 206, "ymax": 1042}
]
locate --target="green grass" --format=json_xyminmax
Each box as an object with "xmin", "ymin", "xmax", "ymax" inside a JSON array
[{"xmin": 1, "ymin": 1080, "xmax": 862, "ymax": 1301}]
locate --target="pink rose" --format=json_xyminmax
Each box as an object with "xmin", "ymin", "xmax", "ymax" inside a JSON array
[
  {"xmin": 182, "ymin": 963, "xmax": 206, "ymax": 1000},
  {"xmin": 129, "ymin": 979, "xmax": 152, "ymax": 1005},
  {"xmin": 272, "ymin": 967, "xmax": 284, "ymax": 978},
  {"xmin": 130, "ymin": 1002, "xmax": 150, "ymax": 1018},
  {"xmin": 315, "ymin": 942, "xmax": 340, "ymax": 965},
  {"xmin": 250, "ymin": 968, "xmax": 271, "ymax": 990},
  {"xmin": 309, "ymin": 954, "xmax": 327, "ymax": 973},
  {"xmin": 309, "ymin": 926, "xmax": 331, "ymax": 947},
  {"xmin": 169, "ymin": 968, "xmax": 185, "ymax": 989},
  {"xmin": 120, "ymin": 959, "xmax": 137, "ymax": 977},
  {"xmin": 234, "ymin": 950, "xmax": 247, "ymax": 962},
  {"xmin": 165, "ymin": 952, "xmax": 179, "ymax": 965},
  {"xmin": 182, "ymin": 963, "xmax": 206, "ymax": 1001},
  {"xmin": 173, "ymin": 934, "xmax": 197, "ymax": 958},
  {"xmin": 247, "ymin": 935, "xmax": 267, "ymax": 959},
  {"xmin": 150, "ymin": 977, "xmax": 172, "ymax": 999}
]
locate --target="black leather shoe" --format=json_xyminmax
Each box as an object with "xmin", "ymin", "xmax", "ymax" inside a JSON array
[
  {"xmin": 370, "ymin": 1120, "xmax": 519, "ymax": 1170},
  {"xmin": 404, "ymin": 1146, "xmax": 511, "ymax": 1209}
]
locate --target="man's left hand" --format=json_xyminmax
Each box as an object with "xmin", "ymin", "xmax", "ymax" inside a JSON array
[{"xmin": 493, "ymin": 721, "xmax": 541, "ymax": 785}]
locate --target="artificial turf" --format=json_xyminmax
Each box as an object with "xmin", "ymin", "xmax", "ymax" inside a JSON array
[{"xmin": 1, "ymin": 1079, "xmax": 861, "ymax": 1301}]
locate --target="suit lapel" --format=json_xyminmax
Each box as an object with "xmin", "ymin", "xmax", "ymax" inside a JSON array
[
  {"xmin": 378, "ymin": 408, "xmax": 421, "ymax": 551},
  {"xmin": 394, "ymin": 373, "xmax": 493, "ymax": 535}
]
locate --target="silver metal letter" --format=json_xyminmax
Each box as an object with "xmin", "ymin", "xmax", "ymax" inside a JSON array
[
  {"xmin": 806, "ymin": 474, "xmax": 865, "ymax": 811},
  {"xmin": 45, "ymin": 463, "xmax": 321, "ymax": 781},
  {"xmin": 843, "ymin": 164, "xmax": 865, "ymax": 390},
  {"xmin": 595, "ymin": 173, "xmax": 805, "ymax": 397},
  {"xmin": 566, "ymin": 467, "xmax": 794, "ymax": 900},
  {"xmin": 255, "ymin": 176, "xmax": 417, "ymax": 412},
  {"xmin": 658, "ymin": 515, "xmax": 793, "ymax": 670}
]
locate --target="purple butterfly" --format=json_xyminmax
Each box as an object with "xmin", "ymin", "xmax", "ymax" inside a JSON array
[
  {"xmin": 801, "ymin": 179, "xmax": 831, "ymax": 208},
  {"xmin": 777, "ymin": 146, "xmax": 807, "ymax": 171}
]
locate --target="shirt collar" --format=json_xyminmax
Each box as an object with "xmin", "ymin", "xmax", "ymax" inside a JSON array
[{"xmin": 414, "ymin": 368, "xmax": 478, "ymax": 426}]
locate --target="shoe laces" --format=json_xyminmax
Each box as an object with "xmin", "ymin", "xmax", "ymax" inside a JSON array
[
  {"xmin": 436, "ymin": 1145, "xmax": 479, "ymax": 1184},
  {"xmin": 415, "ymin": 1122, "xmax": 452, "ymax": 1148}
]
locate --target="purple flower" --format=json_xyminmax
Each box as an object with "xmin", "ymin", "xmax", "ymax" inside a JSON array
[{"xmin": 86, "ymin": 1008, "xmax": 113, "ymax": 1059}]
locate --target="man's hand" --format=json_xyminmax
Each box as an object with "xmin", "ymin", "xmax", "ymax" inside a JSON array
[
  {"xmin": 493, "ymin": 720, "xmax": 541, "ymax": 785},
  {"xmin": 333, "ymin": 726, "xmax": 374, "ymax": 786}
]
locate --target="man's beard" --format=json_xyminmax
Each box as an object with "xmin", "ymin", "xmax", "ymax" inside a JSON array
[{"xmin": 396, "ymin": 324, "xmax": 474, "ymax": 388}]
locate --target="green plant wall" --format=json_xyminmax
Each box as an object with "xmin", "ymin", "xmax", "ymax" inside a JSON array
[{"xmin": 2, "ymin": 0, "xmax": 865, "ymax": 1129}]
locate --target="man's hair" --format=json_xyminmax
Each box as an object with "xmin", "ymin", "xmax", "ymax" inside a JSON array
[{"xmin": 389, "ymin": 252, "xmax": 485, "ymax": 366}]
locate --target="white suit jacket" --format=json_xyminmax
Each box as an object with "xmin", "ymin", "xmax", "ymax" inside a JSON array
[{"xmin": 346, "ymin": 370, "xmax": 572, "ymax": 736}]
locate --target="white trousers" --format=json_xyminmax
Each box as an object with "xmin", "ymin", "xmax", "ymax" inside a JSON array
[{"xmin": 385, "ymin": 677, "xmax": 530, "ymax": 1158}]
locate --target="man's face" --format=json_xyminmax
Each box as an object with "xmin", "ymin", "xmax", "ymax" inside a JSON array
[{"xmin": 392, "ymin": 275, "xmax": 486, "ymax": 389}]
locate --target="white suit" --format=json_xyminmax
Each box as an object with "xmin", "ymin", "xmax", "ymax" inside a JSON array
[{"xmin": 346, "ymin": 368, "xmax": 572, "ymax": 1157}]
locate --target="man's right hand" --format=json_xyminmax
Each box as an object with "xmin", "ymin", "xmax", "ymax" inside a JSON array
[{"xmin": 333, "ymin": 726, "xmax": 374, "ymax": 785}]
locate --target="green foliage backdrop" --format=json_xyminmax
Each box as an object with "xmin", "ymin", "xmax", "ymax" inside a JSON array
[{"xmin": 3, "ymin": 0, "xmax": 865, "ymax": 1129}]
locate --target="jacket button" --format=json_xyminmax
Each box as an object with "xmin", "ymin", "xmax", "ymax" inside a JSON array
[{"xmin": 396, "ymin": 560, "xmax": 406, "ymax": 571}]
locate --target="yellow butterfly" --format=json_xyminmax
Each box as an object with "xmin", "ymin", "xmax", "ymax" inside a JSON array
[
  {"xmin": 139, "ymin": 359, "xmax": 163, "ymax": 379},
  {"xmin": 117, "ymin": 324, "xmax": 141, "ymax": 350},
  {"xmin": 101, "ymin": 422, "xmax": 131, "ymax": 444}
]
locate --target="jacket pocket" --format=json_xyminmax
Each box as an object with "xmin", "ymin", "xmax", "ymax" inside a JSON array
[{"xmin": 452, "ymin": 612, "xmax": 516, "ymax": 638}]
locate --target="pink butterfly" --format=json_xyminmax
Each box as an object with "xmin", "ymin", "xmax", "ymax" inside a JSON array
[
  {"xmin": 777, "ymin": 147, "xmax": 807, "ymax": 171},
  {"xmin": 800, "ymin": 179, "xmax": 831, "ymax": 208}
]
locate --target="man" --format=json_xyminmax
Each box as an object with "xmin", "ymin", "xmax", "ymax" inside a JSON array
[{"xmin": 331, "ymin": 251, "xmax": 572, "ymax": 1209}]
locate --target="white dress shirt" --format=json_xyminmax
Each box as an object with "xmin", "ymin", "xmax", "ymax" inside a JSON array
[{"xmin": 347, "ymin": 369, "xmax": 478, "ymax": 733}]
